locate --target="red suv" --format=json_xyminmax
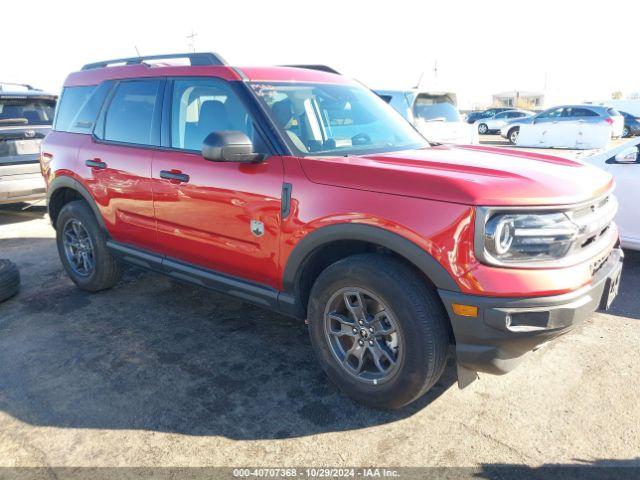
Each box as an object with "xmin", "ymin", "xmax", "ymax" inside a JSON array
[{"xmin": 41, "ymin": 53, "xmax": 623, "ymax": 409}]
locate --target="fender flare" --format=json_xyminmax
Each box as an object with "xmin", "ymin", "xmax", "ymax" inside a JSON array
[
  {"xmin": 282, "ymin": 223, "xmax": 460, "ymax": 294},
  {"xmin": 47, "ymin": 176, "xmax": 107, "ymax": 231}
]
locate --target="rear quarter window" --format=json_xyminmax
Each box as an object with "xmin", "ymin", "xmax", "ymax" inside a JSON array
[{"xmin": 54, "ymin": 83, "xmax": 112, "ymax": 134}]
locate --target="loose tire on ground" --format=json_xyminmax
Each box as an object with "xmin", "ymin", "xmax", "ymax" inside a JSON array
[
  {"xmin": 0, "ymin": 259, "xmax": 20, "ymax": 303},
  {"xmin": 307, "ymin": 254, "xmax": 450, "ymax": 410},
  {"xmin": 55, "ymin": 200, "xmax": 122, "ymax": 292}
]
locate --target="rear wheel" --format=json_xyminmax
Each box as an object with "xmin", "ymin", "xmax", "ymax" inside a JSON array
[
  {"xmin": 307, "ymin": 254, "xmax": 450, "ymax": 410},
  {"xmin": 508, "ymin": 127, "xmax": 520, "ymax": 144},
  {"xmin": 623, "ymin": 126, "xmax": 630, "ymax": 138},
  {"xmin": 478, "ymin": 123, "xmax": 489, "ymax": 134},
  {"xmin": 56, "ymin": 200, "xmax": 122, "ymax": 292}
]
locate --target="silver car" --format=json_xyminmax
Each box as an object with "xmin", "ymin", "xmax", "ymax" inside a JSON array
[
  {"xmin": 475, "ymin": 109, "xmax": 533, "ymax": 134},
  {"xmin": 500, "ymin": 105, "xmax": 624, "ymax": 144},
  {"xmin": 0, "ymin": 84, "xmax": 56, "ymax": 205}
]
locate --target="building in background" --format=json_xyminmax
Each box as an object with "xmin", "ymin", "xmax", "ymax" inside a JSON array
[{"xmin": 492, "ymin": 91, "xmax": 544, "ymax": 109}]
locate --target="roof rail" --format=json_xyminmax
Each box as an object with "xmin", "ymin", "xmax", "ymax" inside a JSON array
[
  {"xmin": 81, "ymin": 52, "xmax": 226, "ymax": 70},
  {"xmin": 0, "ymin": 82, "xmax": 39, "ymax": 92},
  {"xmin": 284, "ymin": 65, "xmax": 341, "ymax": 75}
]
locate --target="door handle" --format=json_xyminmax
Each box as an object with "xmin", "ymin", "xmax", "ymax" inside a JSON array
[
  {"xmin": 86, "ymin": 159, "xmax": 107, "ymax": 169},
  {"xmin": 160, "ymin": 170, "xmax": 190, "ymax": 183}
]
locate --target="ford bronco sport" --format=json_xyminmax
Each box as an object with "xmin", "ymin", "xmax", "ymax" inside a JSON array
[
  {"xmin": 42, "ymin": 53, "xmax": 623, "ymax": 409},
  {"xmin": 1, "ymin": 83, "xmax": 56, "ymax": 204}
]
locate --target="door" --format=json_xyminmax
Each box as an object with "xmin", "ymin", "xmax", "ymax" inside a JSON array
[
  {"xmin": 151, "ymin": 77, "xmax": 284, "ymax": 288},
  {"xmin": 602, "ymin": 154, "xmax": 640, "ymax": 247},
  {"xmin": 80, "ymin": 79, "xmax": 163, "ymax": 251}
]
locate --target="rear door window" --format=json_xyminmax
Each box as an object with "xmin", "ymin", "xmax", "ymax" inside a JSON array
[
  {"xmin": 103, "ymin": 80, "xmax": 162, "ymax": 146},
  {"xmin": 568, "ymin": 107, "xmax": 599, "ymax": 117}
]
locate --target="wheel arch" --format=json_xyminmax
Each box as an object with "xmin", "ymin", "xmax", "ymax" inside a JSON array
[
  {"xmin": 47, "ymin": 176, "xmax": 107, "ymax": 232},
  {"xmin": 281, "ymin": 223, "xmax": 460, "ymax": 318}
]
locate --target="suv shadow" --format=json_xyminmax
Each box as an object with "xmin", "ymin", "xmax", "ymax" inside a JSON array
[{"xmin": 0, "ymin": 237, "xmax": 455, "ymax": 440}]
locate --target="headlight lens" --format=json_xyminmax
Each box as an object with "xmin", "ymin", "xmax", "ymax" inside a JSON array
[{"xmin": 482, "ymin": 212, "xmax": 579, "ymax": 263}]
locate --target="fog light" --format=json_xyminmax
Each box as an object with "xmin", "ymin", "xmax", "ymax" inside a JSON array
[{"xmin": 452, "ymin": 303, "xmax": 478, "ymax": 318}]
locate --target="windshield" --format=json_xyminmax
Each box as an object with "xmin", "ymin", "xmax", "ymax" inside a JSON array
[
  {"xmin": 0, "ymin": 97, "xmax": 55, "ymax": 126},
  {"xmin": 414, "ymin": 102, "xmax": 461, "ymax": 122},
  {"xmin": 251, "ymin": 82, "xmax": 427, "ymax": 156}
]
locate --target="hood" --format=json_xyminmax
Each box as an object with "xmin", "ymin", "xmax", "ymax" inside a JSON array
[{"xmin": 299, "ymin": 145, "xmax": 613, "ymax": 206}]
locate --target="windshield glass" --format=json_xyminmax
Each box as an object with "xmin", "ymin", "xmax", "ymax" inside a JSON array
[
  {"xmin": 0, "ymin": 98, "xmax": 55, "ymax": 126},
  {"xmin": 251, "ymin": 82, "xmax": 427, "ymax": 156}
]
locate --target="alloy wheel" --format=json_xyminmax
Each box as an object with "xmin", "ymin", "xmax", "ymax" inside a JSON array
[
  {"xmin": 62, "ymin": 219, "xmax": 95, "ymax": 277},
  {"xmin": 324, "ymin": 287, "xmax": 402, "ymax": 384}
]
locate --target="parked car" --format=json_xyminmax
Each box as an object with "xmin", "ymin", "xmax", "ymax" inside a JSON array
[
  {"xmin": 376, "ymin": 90, "xmax": 478, "ymax": 145},
  {"xmin": 475, "ymin": 110, "xmax": 533, "ymax": 134},
  {"xmin": 500, "ymin": 105, "xmax": 624, "ymax": 144},
  {"xmin": 620, "ymin": 111, "xmax": 640, "ymax": 137},
  {"xmin": 465, "ymin": 107, "xmax": 512, "ymax": 124},
  {"xmin": 583, "ymin": 144, "xmax": 640, "ymax": 250},
  {"xmin": 42, "ymin": 53, "xmax": 623, "ymax": 409},
  {"xmin": 0, "ymin": 83, "xmax": 56, "ymax": 205}
]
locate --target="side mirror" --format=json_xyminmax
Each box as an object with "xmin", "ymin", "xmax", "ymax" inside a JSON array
[
  {"xmin": 614, "ymin": 146, "xmax": 638, "ymax": 164},
  {"xmin": 202, "ymin": 131, "xmax": 264, "ymax": 163}
]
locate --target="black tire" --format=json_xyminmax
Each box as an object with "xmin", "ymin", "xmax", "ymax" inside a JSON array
[
  {"xmin": 0, "ymin": 259, "xmax": 20, "ymax": 303},
  {"xmin": 55, "ymin": 200, "xmax": 122, "ymax": 292},
  {"xmin": 622, "ymin": 126, "xmax": 630, "ymax": 138},
  {"xmin": 307, "ymin": 254, "xmax": 450, "ymax": 410},
  {"xmin": 478, "ymin": 123, "xmax": 489, "ymax": 135},
  {"xmin": 508, "ymin": 127, "xmax": 520, "ymax": 144}
]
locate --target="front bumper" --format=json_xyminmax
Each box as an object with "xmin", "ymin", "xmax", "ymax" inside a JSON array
[{"xmin": 439, "ymin": 247, "xmax": 624, "ymax": 378}]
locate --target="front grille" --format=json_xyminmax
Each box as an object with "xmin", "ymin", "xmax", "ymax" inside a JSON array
[{"xmin": 566, "ymin": 194, "xmax": 617, "ymax": 257}]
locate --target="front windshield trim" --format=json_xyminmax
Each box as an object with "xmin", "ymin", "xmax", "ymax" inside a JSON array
[{"xmin": 249, "ymin": 81, "xmax": 429, "ymax": 157}]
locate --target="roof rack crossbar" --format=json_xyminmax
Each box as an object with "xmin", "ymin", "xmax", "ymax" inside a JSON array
[
  {"xmin": 283, "ymin": 65, "xmax": 341, "ymax": 75},
  {"xmin": 81, "ymin": 52, "xmax": 226, "ymax": 70}
]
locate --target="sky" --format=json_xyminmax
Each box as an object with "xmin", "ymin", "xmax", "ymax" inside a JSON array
[{"xmin": 2, "ymin": 0, "xmax": 638, "ymax": 109}]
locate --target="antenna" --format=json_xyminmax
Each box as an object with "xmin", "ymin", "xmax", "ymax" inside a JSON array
[
  {"xmin": 134, "ymin": 45, "xmax": 141, "ymax": 57},
  {"xmin": 186, "ymin": 30, "xmax": 198, "ymax": 53},
  {"xmin": 414, "ymin": 71, "xmax": 424, "ymax": 90}
]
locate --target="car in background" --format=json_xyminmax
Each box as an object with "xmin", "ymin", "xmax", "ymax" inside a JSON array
[
  {"xmin": 582, "ymin": 144, "xmax": 640, "ymax": 250},
  {"xmin": 475, "ymin": 109, "xmax": 533, "ymax": 135},
  {"xmin": 620, "ymin": 111, "xmax": 640, "ymax": 137},
  {"xmin": 500, "ymin": 105, "xmax": 624, "ymax": 144},
  {"xmin": 0, "ymin": 83, "xmax": 56, "ymax": 205},
  {"xmin": 376, "ymin": 90, "xmax": 478, "ymax": 144},
  {"xmin": 465, "ymin": 107, "xmax": 512, "ymax": 124}
]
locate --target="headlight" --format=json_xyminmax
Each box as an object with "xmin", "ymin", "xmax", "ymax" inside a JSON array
[
  {"xmin": 475, "ymin": 196, "xmax": 618, "ymax": 267},
  {"xmin": 482, "ymin": 212, "xmax": 578, "ymax": 263}
]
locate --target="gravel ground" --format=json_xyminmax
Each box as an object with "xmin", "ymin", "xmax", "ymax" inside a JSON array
[{"xmin": 0, "ymin": 204, "xmax": 638, "ymax": 469}]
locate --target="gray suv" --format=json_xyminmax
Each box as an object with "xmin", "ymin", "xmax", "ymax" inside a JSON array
[
  {"xmin": 500, "ymin": 104, "xmax": 624, "ymax": 144},
  {"xmin": 0, "ymin": 83, "xmax": 56, "ymax": 205}
]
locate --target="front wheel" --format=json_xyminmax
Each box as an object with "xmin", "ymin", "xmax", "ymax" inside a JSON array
[
  {"xmin": 623, "ymin": 126, "xmax": 630, "ymax": 138},
  {"xmin": 56, "ymin": 200, "xmax": 122, "ymax": 292},
  {"xmin": 478, "ymin": 123, "xmax": 489, "ymax": 134},
  {"xmin": 307, "ymin": 254, "xmax": 450, "ymax": 410},
  {"xmin": 508, "ymin": 127, "xmax": 520, "ymax": 144}
]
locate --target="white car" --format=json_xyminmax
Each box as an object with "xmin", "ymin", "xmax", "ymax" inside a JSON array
[
  {"xmin": 475, "ymin": 110, "xmax": 533, "ymax": 135},
  {"xmin": 583, "ymin": 143, "xmax": 640, "ymax": 250},
  {"xmin": 376, "ymin": 90, "xmax": 478, "ymax": 145},
  {"xmin": 500, "ymin": 105, "xmax": 624, "ymax": 144}
]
